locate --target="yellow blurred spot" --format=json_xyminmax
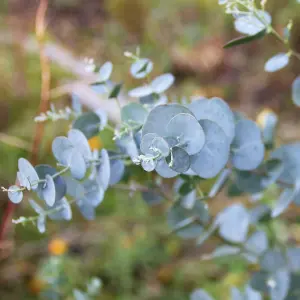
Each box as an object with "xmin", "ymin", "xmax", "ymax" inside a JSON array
[
  {"xmin": 48, "ymin": 238, "xmax": 68, "ymax": 256},
  {"xmin": 223, "ymin": 272, "xmax": 245, "ymax": 287},
  {"xmin": 28, "ymin": 277, "xmax": 45, "ymax": 294},
  {"xmin": 121, "ymin": 235, "xmax": 134, "ymax": 249},
  {"xmin": 88, "ymin": 136, "xmax": 103, "ymax": 151},
  {"xmin": 256, "ymin": 108, "xmax": 275, "ymax": 128}
]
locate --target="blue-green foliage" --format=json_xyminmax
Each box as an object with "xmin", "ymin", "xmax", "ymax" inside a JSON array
[{"xmin": 4, "ymin": 47, "xmax": 300, "ymax": 300}]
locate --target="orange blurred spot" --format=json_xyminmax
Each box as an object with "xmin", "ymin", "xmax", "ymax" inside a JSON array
[
  {"xmin": 48, "ymin": 238, "xmax": 68, "ymax": 256},
  {"xmin": 28, "ymin": 277, "xmax": 45, "ymax": 294},
  {"xmin": 88, "ymin": 136, "xmax": 103, "ymax": 151}
]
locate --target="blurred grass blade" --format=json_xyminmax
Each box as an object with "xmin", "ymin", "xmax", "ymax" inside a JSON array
[{"xmin": 223, "ymin": 29, "xmax": 267, "ymax": 49}]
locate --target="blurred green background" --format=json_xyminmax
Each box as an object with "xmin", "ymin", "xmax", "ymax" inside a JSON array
[{"xmin": 0, "ymin": 0, "xmax": 300, "ymax": 299}]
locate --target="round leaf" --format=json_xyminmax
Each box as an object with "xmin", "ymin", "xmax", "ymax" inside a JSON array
[
  {"xmin": 17, "ymin": 171, "xmax": 31, "ymax": 190},
  {"xmin": 121, "ymin": 103, "xmax": 148, "ymax": 125},
  {"xmin": 155, "ymin": 158, "xmax": 178, "ymax": 178},
  {"xmin": 142, "ymin": 104, "xmax": 192, "ymax": 138},
  {"xmin": 68, "ymin": 129, "xmax": 92, "ymax": 161},
  {"xmin": 98, "ymin": 61, "xmax": 113, "ymax": 82},
  {"xmin": 191, "ymin": 120, "xmax": 230, "ymax": 178},
  {"xmin": 8, "ymin": 185, "xmax": 23, "ymax": 204},
  {"xmin": 150, "ymin": 73, "xmax": 175, "ymax": 94},
  {"xmin": 166, "ymin": 113, "xmax": 205, "ymax": 155},
  {"xmin": 97, "ymin": 149, "xmax": 110, "ymax": 190},
  {"xmin": 69, "ymin": 149, "xmax": 86, "ymax": 180},
  {"xmin": 52, "ymin": 136, "xmax": 73, "ymax": 166},
  {"xmin": 48, "ymin": 197, "xmax": 72, "ymax": 221},
  {"xmin": 73, "ymin": 112, "xmax": 101, "ymax": 139},
  {"xmin": 83, "ymin": 179, "xmax": 104, "ymax": 207},
  {"xmin": 18, "ymin": 158, "xmax": 39, "ymax": 190},
  {"xmin": 231, "ymin": 119, "xmax": 265, "ymax": 170},
  {"xmin": 128, "ymin": 85, "xmax": 153, "ymax": 98},
  {"xmin": 35, "ymin": 165, "xmax": 67, "ymax": 203},
  {"xmin": 140, "ymin": 133, "xmax": 170, "ymax": 157},
  {"xmin": 292, "ymin": 76, "xmax": 300, "ymax": 107},
  {"xmin": 218, "ymin": 204, "xmax": 249, "ymax": 243},
  {"xmin": 270, "ymin": 143, "xmax": 300, "ymax": 185},
  {"xmin": 141, "ymin": 156, "xmax": 156, "ymax": 172},
  {"xmin": 234, "ymin": 10, "xmax": 271, "ymax": 35},
  {"xmin": 188, "ymin": 97, "xmax": 235, "ymax": 142},
  {"xmin": 130, "ymin": 58, "xmax": 153, "ymax": 79},
  {"xmin": 41, "ymin": 174, "xmax": 56, "ymax": 207},
  {"xmin": 167, "ymin": 147, "xmax": 190, "ymax": 173},
  {"xmin": 264, "ymin": 53, "xmax": 289, "ymax": 73}
]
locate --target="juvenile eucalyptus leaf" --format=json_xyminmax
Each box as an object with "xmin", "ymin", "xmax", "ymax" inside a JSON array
[
  {"xmin": 270, "ymin": 143, "xmax": 300, "ymax": 185},
  {"xmin": 190, "ymin": 289, "xmax": 214, "ymax": 300},
  {"xmin": 97, "ymin": 149, "xmax": 110, "ymax": 191},
  {"xmin": 108, "ymin": 154, "xmax": 125, "ymax": 185},
  {"xmin": 166, "ymin": 113, "xmax": 205, "ymax": 155},
  {"xmin": 18, "ymin": 158, "xmax": 39, "ymax": 190},
  {"xmin": 52, "ymin": 136, "xmax": 73, "ymax": 166},
  {"xmin": 286, "ymin": 247, "xmax": 300, "ymax": 272},
  {"xmin": 218, "ymin": 203, "xmax": 249, "ymax": 243},
  {"xmin": 142, "ymin": 104, "xmax": 192, "ymax": 137},
  {"xmin": 73, "ymin": 112, "xmax": 101, "ymax": 139},
  {"xmin": 117, "ymin": 134, "xmax": 139, "ymax": 160},
  {"xmin": 41, "ymin": 174, "xmax": 56, "ymax": 207},
  {"xmin": 121, "ymin": 103, "xmax": 148, "ymax": 125},
  {"xmin": 64, "ymin": 176, "xmax": 85, "ymax": 199},
  {"xmin": 264, "ymin": 53, "xmax": 290, "ymax": 73},
  {"xmin": 188, "ymin": 97, "xmax": 235, "ymax": 142},
  {"xmin": 245, "ymin": 284, "xmax": 262, "ymax": 300},
  {"xmin": 35, "ymin": 165, "xmax": 67, "ymax": 203},
  {"xmin": 69, "ymin": 150, "xmax": 86, "ymax": 180},
  {"xmin": 8, "ymin": 185, "xmax": 23, "ymax": 204},
  {"xmin": 234, "ymin": 11, "xmax": 271, "ymax": 35},
  {"xmin": 140, "ymin": 133, "xmax": 170, "ymax": 157},
  {"xmin": 231, "ymin": 119, "xmax": 265, "ymax": 171},
  {"xmin": 141, "ymin": 155, "xmax": 156, "ymax": 172},
  {"xmin": 245, "ymin": 230, "xmax": 268, "ymax": 256},
  {"xmin": 130, "ymin": 58, "xmax": 153, "ymax": 79},
  {"xmin": 128, "ymin": 85, "xmax": 153, "ymax": 98},
  {"xmin": 98, "ymin": 61, "xmax": 113, "ymax": 82},
  {"xmin": 150, "ymin": 73, "xmax": 175, "ymax": 94},
  {"xmin": 68, "ymin": 129, "xmax": 92, "ymax": 161},
  {"xmin": 191, "ymin": 120, "xmax": 230, "ymax": 178},
  {"xmin": 208, "ymin": 169, "xmax": 231, "ymax": 198},
  {"xmin": 83, "ymin": 179, "xmax": 104, "ymax": 207},
  {"xmin": 167, "ymin": 147, "xmax": 190, "ymax": 173},
  {"xmin": 231, "ymin": 287, "xmax": 244, "ymax": 300},
  {"xmin": 250, "ymin": 271, "xmax": 269, "ymax": 293},
  {"xmin": 17, "ymin": 171, "xmax": 31, "ymax": 190},
  {"xmin": 260, "ymin": 249, "xmax": 286, "ymax": 273},
  {"xmin": 292, "ymin": 76, "xmax": 300, "ymax": 107},
  {"xmin": 269, "ymin": 269, "xmax": 290, "ymax": 300},
  {"xmin": 76, "ymin": 198, "xmax": 96, "ymax": 220},
  {"xmin": 271, "ymin": 187, "xmax": 298, "ymax": 218},
  {"xmin": 155, "ymin": 158, "xmax": 178, "ymax": 178},
  {"xmin": 211, "ymin": 245, "xmax": 241, "ymax": 258},
  {"xmin": 109, "ymin": 82, "xmax": 123, "ymax": 99},
  {"xmin": 48, "ymin": 197, "xmax": 72, "ymax": 221}
]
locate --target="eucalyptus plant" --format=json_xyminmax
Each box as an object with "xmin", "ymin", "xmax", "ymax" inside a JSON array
[{"xmin": 2, "ymin": 1, "xmax": 300, "ymax": 299}]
